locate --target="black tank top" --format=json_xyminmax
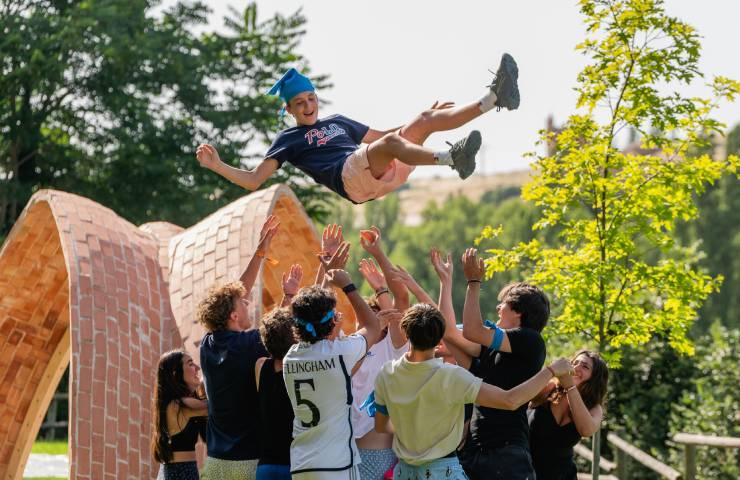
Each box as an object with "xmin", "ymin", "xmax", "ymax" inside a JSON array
[
  {"xmin": 528, "ymin": 402, "xmax": 580, "ymax": 480},
  {"xmin": 258, "ymin": 358, "xmax": 294, "ymax": 465},
  {"xmin": 169, "ymin": 415, "xmax": 207, "ymax": 453}
]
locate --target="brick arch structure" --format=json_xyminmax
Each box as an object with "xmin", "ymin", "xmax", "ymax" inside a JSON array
[
  {"xmin": 166, "ymin": 184, "xmax": 355, "ymax": 359},
  {"xmin": 0, "ymin": 184, "xmax": 352, "ymax": 479}
]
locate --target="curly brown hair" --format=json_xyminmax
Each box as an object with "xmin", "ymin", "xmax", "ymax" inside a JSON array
[
  {"xmin": 259, "ymin": 307, "xmax": 297, "ymax": 359},
  {"xmin": 196, "ymin": 281, "xmax": 246, "ymax": 332}
]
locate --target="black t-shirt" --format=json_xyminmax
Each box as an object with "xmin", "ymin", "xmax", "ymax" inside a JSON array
[
  {"xmin": 468, "ymin": 327, "xmax": 546, "ymax": 449},
  {"xmin": 200, "ymin": 329, "xmax": 269, "ymax": 460},
  {"xmin": 257, "ymin": 358, "xmax": 293, "ymax": 466}
]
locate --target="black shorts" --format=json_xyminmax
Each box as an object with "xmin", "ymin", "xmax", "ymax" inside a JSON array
[{"xmin": 460, "ymin": 444, "xmax": 535, "ymax": 480}]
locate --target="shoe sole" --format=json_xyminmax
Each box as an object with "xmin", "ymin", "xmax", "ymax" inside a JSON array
[
  {"xmin": 452, "ymin": 130, "xmax": 482, "ymax": 180},
  {"xmin": 495, "ymin": 53, "xmax": 520, "ymax": 110}
]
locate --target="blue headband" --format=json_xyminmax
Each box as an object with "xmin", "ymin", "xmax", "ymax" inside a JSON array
[
  {"xmin": 294, "ymin": 310, "xmax": 335, "ymax": 337},
  {"xmin": 267, "ymin": 68, "xmax": 315, "ymax": 105}
]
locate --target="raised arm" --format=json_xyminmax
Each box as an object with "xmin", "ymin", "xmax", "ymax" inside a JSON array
[
  {"xmin": 360, "ymin": 227, "xmax": 410, "ymax": 311},
  {"xmin": 196, "ymin": 144, "xmax": 278, "ymax": 191},
  {"xmin": 461, "ymin": 248, "xmax": 513, "ymax": 352},
  {"xmin": 430, "ymin": 249, "xmax": 479, "ymax": 369},
  {"xmin": 388, "ymin": 265, "xmax": 435, "ymax": 306},
  {"xmin": 359, "ymin": 259, "xmax": 393, "ymax": 310},
  {"xmin": 476, "ymin": 358, "xmax": 574, "ymax": 410},
  {"xmin": 557, "ymin": 373, "xmax": 604, "ymax": 437},
  {"xmin": 280, "ymin": 264, "xmax": 303, "ymax": 308},
  {"xmin": 239, "ymin": 215, "xmax": 279, "ymax": 294},
  {"xmin": 325, "ymin": 269, "xmax": 381, "ymax": 350}
]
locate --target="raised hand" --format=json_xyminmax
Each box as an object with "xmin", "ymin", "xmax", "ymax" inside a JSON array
[
  {"xmin": 359, "ymin": 226, "xmax": 382, "ymax": 256},
  {"xmin": 461, "ymin": 247, "xmax": 484, "ymax": 282},
  {"xmin": 549, "ymin": 358, "xmax": 576, "ymax": 378},
  {"xmin": 324, "ymin": 269, "xmax": 353, "ymax": 289},
  {"xmin": 359, "ymin": 258, "xmax": 387, "ymax": 291},
  {"xmin": 256, "ymin": 215, "xmax": 280, "ymax": 259},
  {"xmin": 322, "ymin": 224, "xmax": 344, "ymax": 258},
  {"xmin": 195, "ymin": 144, "xmax": 222, "ymax": 170},
  {"xmin": 388, "ymin": 265, "xmax": 416, "ymax": 288},
  {"xmin": 430, "ymin": 248, "xmax": 454, "ymax": 285},
  {"xmin": 281, "ymin": 264, "xmax": 304, "ymax": 296},
  {"xmin": 319, "ymin": 241, "xmax": 350, "ymax": 271}
]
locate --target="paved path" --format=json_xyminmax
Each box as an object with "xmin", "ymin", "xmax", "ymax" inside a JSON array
[{"xmin": 23, "ymin": 453, "xmax": 68, "ymax": 478}]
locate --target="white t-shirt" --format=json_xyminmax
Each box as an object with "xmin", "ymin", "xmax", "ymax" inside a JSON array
[
  {"xmin": 374, "ymin": 355, "xmax": 482, "ymax": 465},
  {"xmin": 284, "ymin": 334, "xmax": 368, "ymax": 474},
  {"xmin": 351, "ymin": 334, "xmax": 408, "ymax": 438}
]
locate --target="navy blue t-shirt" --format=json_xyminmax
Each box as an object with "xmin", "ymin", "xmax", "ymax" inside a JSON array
[
  {"xmin": 200, "ymin": 329, "xmax": 268, "ymax": 460},
  {"xmin": 265, "ymin": 114, "xmax": 369, "ymax": 200},
  {"xmin": 468, "ymin": 327, "xmax": 546, "ymax": 450}
]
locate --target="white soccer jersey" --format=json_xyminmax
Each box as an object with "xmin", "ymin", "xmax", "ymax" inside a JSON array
[{"xmin": 284, "ymin": 334, "xmax": 367, "ymax": 474}]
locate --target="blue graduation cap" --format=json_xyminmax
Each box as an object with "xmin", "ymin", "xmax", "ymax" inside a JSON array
[{"xmin": 267, "ymin": 68, "xmax": 315, "ymax": 104}]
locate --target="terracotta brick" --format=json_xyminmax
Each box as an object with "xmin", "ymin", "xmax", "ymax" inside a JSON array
[{"xmin": 0, "ymin": 185, "xmax": 352, "ymax": 479}]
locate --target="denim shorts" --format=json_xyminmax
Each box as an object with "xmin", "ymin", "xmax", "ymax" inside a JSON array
[{"xmin": 394, "ymin": 457, "xmax": 469, "ymax": 480}]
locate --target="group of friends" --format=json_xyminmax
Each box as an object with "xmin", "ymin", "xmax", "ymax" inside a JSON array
[
  {"xmin": 151, "ymin": 55, "xmax": 608, "ymax": 479},
  {"xmin": 151, "ymin": 217, "xmax": 609, "ymax": 480}
]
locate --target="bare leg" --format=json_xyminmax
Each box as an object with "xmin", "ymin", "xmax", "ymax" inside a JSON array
[
  {"xmin": 366, "ymin": 133, "xmax": 438, "ymax": 178},
  {"xmin": 400, "ymin": 101, "xmax": 483, "ymax": 145}
]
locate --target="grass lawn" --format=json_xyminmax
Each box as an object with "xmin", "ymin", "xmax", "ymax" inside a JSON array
[{"xmin": 30, "ymin": 440, "xmax": 68, "ymax": 455}]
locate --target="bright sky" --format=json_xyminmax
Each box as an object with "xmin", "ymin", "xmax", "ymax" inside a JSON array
[{"xmin": 180, "ymin": 0, "xmax": 740, "ymax": 178}]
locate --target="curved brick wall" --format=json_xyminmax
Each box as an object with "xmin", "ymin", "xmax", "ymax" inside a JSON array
[
  {"xmin": 0, "ymin": 184, "xmax": 352, "ymax": 479},
  {"xmin": 167, "ymin": 184, "xmax": 355, "ymax": 359}
]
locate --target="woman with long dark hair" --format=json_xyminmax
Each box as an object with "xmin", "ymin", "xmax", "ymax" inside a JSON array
[
  {"xmin": 528, "ymin": 350, "xmax": 609, "ymax": 480},
  {"xmin": 152, "ymin": 349, "xmax": 208, "ymax": 480}
]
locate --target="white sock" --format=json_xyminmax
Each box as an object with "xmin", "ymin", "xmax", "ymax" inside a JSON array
[
  {"xmin": 435, "ymin": 150, "xmax": 453, "ymax": 166},
  {"xmin": 479, "ymin": 90, "xmax": 498, "ymax": 113}
]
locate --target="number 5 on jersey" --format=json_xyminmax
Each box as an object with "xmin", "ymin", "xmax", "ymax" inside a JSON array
[{"xmin": 294, "ymin": 379, "xmax": 320, "ymax": 427}]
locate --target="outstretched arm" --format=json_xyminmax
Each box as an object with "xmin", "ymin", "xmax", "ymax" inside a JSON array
[
  {"xmin": 360, "ymin": 227, "xmax": 410, "ymax": 311},
  {"xmin": 461, "ymin": 248, "xmax": 513, "ymax": 352},
  {"xmin": 196, "ymin": 144, "xmax": 278, "ymax": 191},
  {"xmin": 388, "ymin": 265, "xmax": 435, "ymax": 306},
  {"xmin": 240, "ymin": 215, "xmax": 279, "ymax": 294},
  {"xmin": 359, "ymin": 259, "xmax": 394, "ymax": 311},
  {"xmin": 430, "ymin": 249, "xmax": 479, "ymax": 369},
  {"xmin": 476, "ymin": 358, "xmax": 575, "ymax": 410},
  {"xmin": 325, "ymin": 269, "xmax": 381, "ymax": 350}
]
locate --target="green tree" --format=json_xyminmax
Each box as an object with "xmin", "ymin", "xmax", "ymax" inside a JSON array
[
  {"xmin": 669, "ymin": 323, "xmax": 740, "ymax": 479},
  {"xmin": 477, "ymin": 1, "xmax": 738, "ymax": 475},
  {"xmin": 0, "ymin": 0, "xmax": 328, "ymax": 240},
  {"xmin": 676, "ymin": 124, "xmax": 740, "ymax": 332},
  {"xmin": 481, "ymin": 0, "xmax": 739, "ymax": 361}
]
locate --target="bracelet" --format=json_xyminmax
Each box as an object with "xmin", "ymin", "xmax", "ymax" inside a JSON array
[
  {"xmin": 255, "ymin": 249, "xmax": 265, "ymax": 258},
  {"xmin": 342, "ymin": 283, "xmax": 357, "ymax": 294},
  {"xmin": 546, "ymin": 365, "xmax": 556, "ymax": 378},
  {"xmin": 467, "ymin": 279, "xmax": 482, "ymax": 284},
  {"xmin": 375, "ymin": 288, "xmax": 390, "ymax": 297},
  {"xmin": 565, "ymin": 385, "xmax": 577, "ymax": 393}
]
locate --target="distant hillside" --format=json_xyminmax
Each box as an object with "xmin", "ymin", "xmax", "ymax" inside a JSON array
[
  {"xmin": 330, "ymin": 170, "xmax": 531, "ymax": 227},
  {"xmin": 398, "ymin": 170, "xmax": 530, "ymax": 225}
]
